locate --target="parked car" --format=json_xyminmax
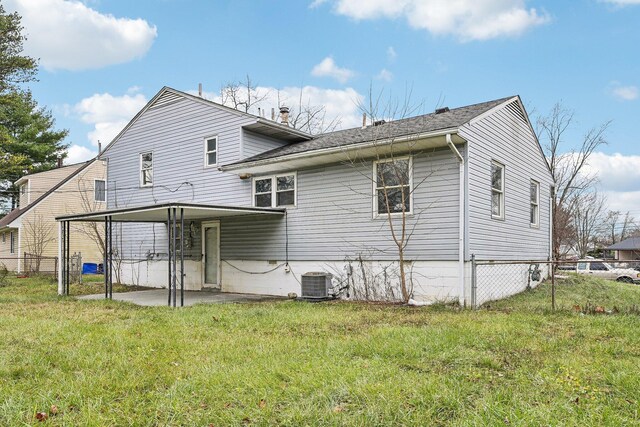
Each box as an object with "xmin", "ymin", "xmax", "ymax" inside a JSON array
[{"xmin": 575, "ymin": 260, "xmax": 640, "ymax": 283}]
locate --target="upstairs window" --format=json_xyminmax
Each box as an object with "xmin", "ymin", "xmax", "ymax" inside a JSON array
[
  {"xmin": 140, "ymin": 152, "xmax": 153, "ymax": 187},
  {"xmin": 374, "ymin": 157, "xmax": 412, "ymax": 216},
  {"xmin": 205, "ymin": 137, "xmax": 218, "ymax": 167},
  {"xmin": 19, "ymin": 183, "xmax": 27, "ymax": 205},
  {"xmin": 1, "ymin": 233, "xmax": 5, "ymax": 243},
  {"xmin": 491, "ymin": 161, "xmax": 505, "ymax": 219},
  {"xmin": 253, "ymin": 174, "xmax": 296, "ymax": 208},
  {"xmin": 95, "ymin": 179, "xmax": 106, "ymax": 202},
  {"xmin": 530, "ymin": 180, "xmax": 539, "ymax": 227},
  {"xmin": 10, "ymin": 231, "xmax": 15, "ymax": 254}
]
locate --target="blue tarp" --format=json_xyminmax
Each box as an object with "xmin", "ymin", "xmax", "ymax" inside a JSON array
[{"xmin": 82, "ymin": 263, "xmax": 98, "ymax": 274}]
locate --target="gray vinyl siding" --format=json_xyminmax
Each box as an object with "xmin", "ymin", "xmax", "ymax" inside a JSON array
[
  {"xmin": 105, "ymin": 97, "xmax": 256, "ymax": 209},
  {"xmin": 104, "ymin": 96, "xmax": 256, "ymax": 258},
  {"xmin": 220, "ymin": 148, "xmax": 461, "ymax": 261},
  {"xmin": 242, "ymin": 130, "xmax": 289, "ymax": 159},
  {"xmin": 461, "ymin": 101, "xmax": 553, "ymax": 260}
]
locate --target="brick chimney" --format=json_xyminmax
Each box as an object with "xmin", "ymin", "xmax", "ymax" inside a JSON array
[{"xmin": 279, "ymin": 106, "xmax": 290, "ymax": 126}]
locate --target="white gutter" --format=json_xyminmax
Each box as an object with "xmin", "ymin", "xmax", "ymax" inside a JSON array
[
  {"xmin": 220, "ymin": 127, "xmax": 459, "ymax": 172},
  {"xmin": 446, "ymin": 133, "xmax": 466, "ymax": 306}
]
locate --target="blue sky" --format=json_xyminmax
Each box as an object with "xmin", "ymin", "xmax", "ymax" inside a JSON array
[{"xmin": 5, "ymin": 0, "xmax": 640, "ymax": 213}]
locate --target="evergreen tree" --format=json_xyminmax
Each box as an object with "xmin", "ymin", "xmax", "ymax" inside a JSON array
[{"xmin": 0, "ymin": 4, "xmax": 68, "ymax": 210}]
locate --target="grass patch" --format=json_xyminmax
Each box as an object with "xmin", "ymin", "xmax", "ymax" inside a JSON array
[
  {"xmin": 486, "ymin": 274, "xmax": 640, "ymax": 314},
  {"xmin": 0, "ymin": 276, "xmax": 639, "ymax": 425}
]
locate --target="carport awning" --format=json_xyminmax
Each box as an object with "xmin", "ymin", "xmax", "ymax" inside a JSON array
[{"xmin": 55, "ymin": 202, "xmax": 285, "ymax": 223}]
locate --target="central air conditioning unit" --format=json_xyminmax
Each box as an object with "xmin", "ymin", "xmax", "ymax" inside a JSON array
[{"xmin": 300, "ymin": 272, "xmax": 333, "ymax": 300}]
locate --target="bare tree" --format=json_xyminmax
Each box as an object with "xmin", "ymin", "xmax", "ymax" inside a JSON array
[
  {"xmin": 217, "ymin": 76, "xmax": 338, "ymax": 134},
  {"xmin": 73, "ymin": 177, "xmax": 105, "ymax": 262},
  {"xmin": 602, "ymin": 210, "xmax": 636, "ymax": 245},
  {"xmin": 537, "ymin": 103, "xmax": 610, "ymax": 259},
  {"xmin": 22, "ymin": 213, "xmax": 56, "ymax": 271},
  {"xmin": 335, "ymin": 88, "xmax": 437, "ymax": 303},
  {"xmin": 573, "ymin": 192, "xmax": 607, "ymax": 258},
  {"xmin": 220, "ymin": 75, "xmax": 269, "ymax": 113}
]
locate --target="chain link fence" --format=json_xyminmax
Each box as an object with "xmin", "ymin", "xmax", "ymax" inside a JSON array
[
  {"xmin": 471, "ymin": 258, "xmax": 551, "ymax": 308},
  {"xmin": 0, "ymin": 253, "xmax": 60, "ymax": 278},
  {"xmin": 472, "ymin": 257, "xmax": 640, "ymax": 311}
]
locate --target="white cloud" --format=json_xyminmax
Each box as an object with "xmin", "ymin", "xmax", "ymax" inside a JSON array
[
  {"xmin": 376, "ymin": 69, "xmax": 393, "ymax": 82},
  {"xmin": 73, "ymin": 89, "xmax": 148, "ymax": 146},
  {"xmin": 309, "ymin": 0, "xmax": 329, "ymax": 7},
  {"xmin": 194, "ymin": 84, "xmax": 364, "ymax": 130},
  {"xmin": 311, "ymin": 57, "xmax": 355, "ymax": 83},
  {"xmin": 610, "ymin": 84, "xmax": 638, "ymax": 101},
  {"xmin": 601, "ymin": 0, "xmax": 640, "ymax": 5},
  {"xmin": 582, "ymin": 152, "xmax": 640, "ymax": 193},
  {"xmin": 386, "ymin": 46, "xmax": 397, "ymax": 61},
  {"xmin": 321, "ymin": 0, "xmax": 550, "ymax": 41},
  {"xmin": 65, "ymin": 144, "xmax": 97, "ymax": 164},
  {"xmin": 5, "ymin": 0, "xmax": 157, "ymax": 71}
]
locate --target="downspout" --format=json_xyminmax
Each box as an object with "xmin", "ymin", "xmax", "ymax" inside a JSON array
[{"xmin": 446, "ymin": 134, "xmax": 465, "ymax": 306}]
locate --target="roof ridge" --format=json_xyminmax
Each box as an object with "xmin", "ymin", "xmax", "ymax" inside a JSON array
[{"xmin": 315, "ymin": 95, "xmax": 516, "ymax": 137}]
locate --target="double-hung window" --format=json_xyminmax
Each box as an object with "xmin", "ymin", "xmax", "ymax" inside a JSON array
[
  {"xmin": 374, "ymin": 157, "xmax": 412, "ymax": 215},
  {"xmin": 530, "ymin": 180, "xmax": 539, "ymax": 227},
  {"xmin": 140, "ymin": 152, "xmax": 153, "ymax": 187},
  {"xmin": 205, "ymin": 137, "xmax": 217, "ymax": 166},
  {"xmin": 20, "ymin": 183, "xmax": 27, "ymax": 205},
  {"xmin": 95, "ymin": 179, "xmax": 106, "ymax": 202},
  {"xmin": 491, "ymin": 161, "xmax": 505, "ymax": 219},
  {"xmin": 253, "ymin": 174, "xmax": 296, "ymax": 207}
]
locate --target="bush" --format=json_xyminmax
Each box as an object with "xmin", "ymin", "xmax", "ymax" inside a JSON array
[{"xmin": 0, "ymin": 263, "xmax": 8, "ymax": 286}]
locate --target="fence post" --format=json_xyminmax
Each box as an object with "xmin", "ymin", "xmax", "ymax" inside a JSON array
[
  {"xmin": 551, "ymin": 257, "xmax": 556, "ymax": 311},
  {"xmin": 471, "ymin": 254, "xmax": 477, "ymax": 309}
]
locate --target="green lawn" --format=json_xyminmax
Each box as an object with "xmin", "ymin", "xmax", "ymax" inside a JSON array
[{"xmin": 0, "ymin": 276, "xmax": 639, "ymax": 426}]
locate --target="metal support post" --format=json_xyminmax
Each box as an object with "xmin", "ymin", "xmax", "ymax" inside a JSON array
[
  {"xmin": 471, "ymin": 254, "xmax": 477, "ymax": 309},
  {"xmin": 180, "ymin": 207, "xmax": 184, "ymax": 307},
  {"xmin": 167, "ymin": 208, "xmax": 172, "ymax": 307}
]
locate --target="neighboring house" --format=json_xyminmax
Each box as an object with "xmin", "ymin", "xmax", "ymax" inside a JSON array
[
  {"xmin": 607, "ymin": 237, "xmax": 640, "ymax": 261},
  {"xmin": 0, "ymin": 159, "xmax": 107, "ymax": 273},
  {"xmin": 58, "ymin": 87, "xmax": 553, "ymax": 304}
]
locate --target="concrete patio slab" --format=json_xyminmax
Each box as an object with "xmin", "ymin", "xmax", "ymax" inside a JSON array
[{"xmin": 77, "ymin": 289, "xmax": 285, "ymax": 306}]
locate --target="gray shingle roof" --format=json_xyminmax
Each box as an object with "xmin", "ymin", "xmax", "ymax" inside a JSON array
[
  {"xmin": 228, "ymin": 96, "xmax": 514, "ymax": 165},
  {"xmin": 607, "ymin": 237, "xmax": 640, "ymax": 251}
]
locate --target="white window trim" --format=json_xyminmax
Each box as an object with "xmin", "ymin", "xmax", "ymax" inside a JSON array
[
  {"xmin": 372, "ymin": 156, "xmax": 413, "ymax": 218},
  {"xmin": 530, "ymin": 179, "xmax": 540, "ymax": 228},
  {"xmin": 94, "ymin": 179, "xmax": 106, "ymax": 202},
  {"xmin": 204, "ymin": 136, "xmax": 218, "ymax": 168},
  {"xmin": 491, "ymin": 160, "xmax": 505, "ymax": 220},
  {"xmin": 140, "ymin": 151, "xmax": 153, "ymax": 188},
  {"xmin": 252, "ymin": 172, "xmax": 297, "ymax": 208}
]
